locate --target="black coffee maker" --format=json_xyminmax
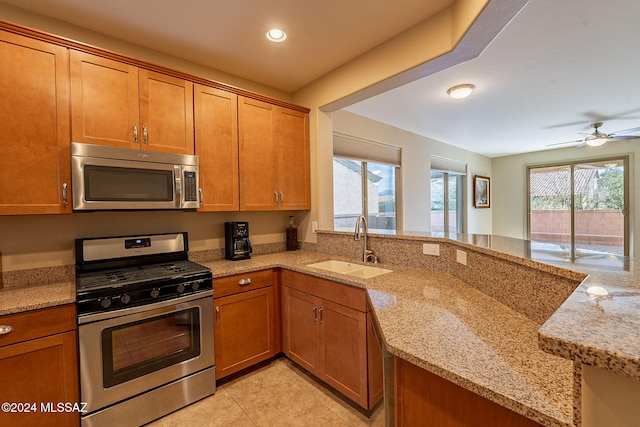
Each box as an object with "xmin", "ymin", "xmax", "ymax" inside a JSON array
[{"xmin": 225, "ymin": 221, "xmax": 252, "ymax": 261}]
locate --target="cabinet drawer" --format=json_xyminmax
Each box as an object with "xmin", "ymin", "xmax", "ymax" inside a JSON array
[
  {"xmin": 214, "ymin": 269, "xmax": 273, "ymax": 298},
  {"xmin": 281, "ymin": 270, "xmax": 367, "ymax": 312},
  {"xmin": 0, "ymin": 304, "xmax": 76, "ymax": 348}
]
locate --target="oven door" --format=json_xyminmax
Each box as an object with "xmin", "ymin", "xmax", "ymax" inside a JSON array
[{"xmin": 78, "ymin": 291, "xmax": 214, "ymax": 415}]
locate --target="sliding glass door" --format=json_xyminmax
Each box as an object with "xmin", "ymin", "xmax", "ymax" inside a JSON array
[{"xmin": 528, "ymin": 157, "xmax": 628, "ymax": 259}]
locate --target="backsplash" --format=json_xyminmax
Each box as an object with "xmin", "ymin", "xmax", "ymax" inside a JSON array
[{"xmin": 315, "ymin": 230, "xmax": 582, "ymax": 325}]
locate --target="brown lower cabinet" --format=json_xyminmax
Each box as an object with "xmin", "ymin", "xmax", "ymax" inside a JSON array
[
  {"xmin": 281, "ymin": 269, "xmax": 383, "ymax": 410},
  {"xmin": 214, "ymin": 269, "xmax": 279, "ymax": 380},
  {"xmin": 0, "ymin": 304, "xmax": 79, "ymax": 427},
  {"xmin": 395, "ymin": 357, "xmax": 543, "ymax": 427}
]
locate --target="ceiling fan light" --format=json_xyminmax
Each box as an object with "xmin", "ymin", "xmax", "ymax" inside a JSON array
[
  {"xmin": 585, "ymin": 136, "xmax": 607, "ymax": 146},
  {"xmin": 447, "ymin": 84, "xmax": 475, "ymax": 99}
]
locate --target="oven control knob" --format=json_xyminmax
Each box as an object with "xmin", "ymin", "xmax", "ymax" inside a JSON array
[
  {"xmin": 100, "ymin": 298, "xmax": 112, "ymax": 309},
  {"xmin": 120, "ymin": 294, "xmax": 131, "ymax": 304},
  {"xmin": 191, "ymin": 281, "xmax": 200, "ymax": 291},
  {"xmin": 176, "ymin": 284, "xmax": 186, "ymax": 293},
  {"xmin": 150, "ymin": 288, "xmax": 160, "ymax": 298}
]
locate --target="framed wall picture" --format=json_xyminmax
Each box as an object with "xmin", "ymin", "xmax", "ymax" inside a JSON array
[{"xmin": 473, "ymin": 175, "xmax": 490, "ymax": 208}]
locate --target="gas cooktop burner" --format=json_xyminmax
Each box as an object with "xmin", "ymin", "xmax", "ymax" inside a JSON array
[{"xmin": 76, "ymin": 260, "xmax": 209, "ymax": 291}]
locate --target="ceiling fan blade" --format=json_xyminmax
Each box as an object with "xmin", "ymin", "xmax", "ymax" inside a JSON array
[
  {"xmin": 611, "ymin": 126, "xmax": 640, "ymax": 135},
  {"xmin": 546, "ymin": 139, "xmax": 583, "ymax": 147},
  {"xmin": 609, "ymin": 135, "xmax": 640, "ymax": 141}
]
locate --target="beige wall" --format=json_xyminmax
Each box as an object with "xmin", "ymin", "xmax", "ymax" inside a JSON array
[{"xmin": 492, "ymin": 143, "xmax": 637, "ymax": 256}]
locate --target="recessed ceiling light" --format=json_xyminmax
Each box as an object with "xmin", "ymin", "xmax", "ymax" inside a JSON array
[
  {"xmin": 447, "ymin": 83, "xmax": 475, "ymax": 99},
  {"xmin": 266, "ymin": 29, "xmax": 287, "ymax": 42}
]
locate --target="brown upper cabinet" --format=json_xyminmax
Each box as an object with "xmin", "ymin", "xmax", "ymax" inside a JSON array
[
  {"xmin": 0, "ymin": 22, "xmax": 310, "ymax": 215},
  {"xmin": 194, "ymin": 85, "xmax": 240, "ymax": 211},
  {"xmin": 70, "ymin": 50, "xmax": 195, "ymax": 154},
  {"xmin": 239, "ymin": 97, "xmax": 310, "ymax": 211},
  {"xmin": 0, "ymin": 30, "xmax": 72, "ymax": 215}
]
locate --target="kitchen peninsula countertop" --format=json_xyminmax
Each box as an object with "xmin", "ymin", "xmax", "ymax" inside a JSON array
[{"xmin": 425, "ymin": 233, "xmax": 640, "ymax": 382}]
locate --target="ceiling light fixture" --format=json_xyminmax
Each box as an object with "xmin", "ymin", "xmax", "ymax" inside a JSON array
[
  {"xmin": 266, "ymin": 29, "xmax": 287, "ymax": 42},
  {"xmin": 447, "ymin": 83, "xmax": 475, "ymax": 99},
  {"xmin": 585, "ymin": 135, "xmax": 608, "ymax": 147},
  {"xmin": 603, "ymin": 163, "xmax": 618, "ymax": 168}
]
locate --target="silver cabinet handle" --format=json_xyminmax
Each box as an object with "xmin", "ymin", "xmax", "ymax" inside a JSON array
[
  {"xmin": 143, "ymin": 125, "xmax": 148, "ymax": 144},
  {"xmin": 133, "ymin": 123, "xmax": 138, "ymax": 142},
  {"xmin": 215, "ymin": 306, "xmax": 220, "ymax": 324},
  {"xmin": 198, "ymin": 188, "xmax": 203, "ymax": 206},
  {"xmin": 318, "ymin": 306, "xmax": 323, "ymax": 325},
  {"xmin": 313, "ymin": 304, "xmax": 317, "ymax": 322},
  {"xmin": 0, "ymin": 325, "xmax": 13, "ymax": 335},
  {"xmin": 274, "ymin": 191, "xmax": 279, "ymax": 205},
  {"xmin": 62, "ymin": 183, "xmax": 68, "ymax": 205},
  {"xmin": 238, "ymin": 278, "xmax": 252, "ymax": 286},
  {"xmin": 280, "ymin": 192, "xmax": 284, "ymax": 205}
]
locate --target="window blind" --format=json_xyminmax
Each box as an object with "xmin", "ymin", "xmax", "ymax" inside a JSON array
[
  {"xmin": 430, "ymin": 155, "xmax": 467, "ymax": 175},
  {"xmin": 333, "ymin": 132, "xmax": 401, "ymax": 166}
]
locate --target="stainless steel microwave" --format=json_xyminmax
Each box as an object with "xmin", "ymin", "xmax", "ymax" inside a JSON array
[{"xmin": 71, "ymin": 142, "xmax": 200, "ymax": 211}]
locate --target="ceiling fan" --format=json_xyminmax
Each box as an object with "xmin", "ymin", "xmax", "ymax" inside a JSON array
[{"xmin": 547, "ymin": 122, "xmax": 640, "ymax": 148}]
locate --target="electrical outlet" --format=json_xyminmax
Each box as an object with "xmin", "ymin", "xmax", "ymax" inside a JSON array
[
  {"xmin": 311, "ymin": 221, "xmax": 317, "ymax": 233},
  {"xmin": 423, "ymin": 243, "xmax": 440, "ymax": 256},
  {"xmin": 456, "ymin": 250, "xmax": 467, "ymax": 265}
]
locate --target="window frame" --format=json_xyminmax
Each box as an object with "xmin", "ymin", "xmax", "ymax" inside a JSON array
[{"xmin": 332, "ymin": 156, "xmax": 400, "ymax": 234}]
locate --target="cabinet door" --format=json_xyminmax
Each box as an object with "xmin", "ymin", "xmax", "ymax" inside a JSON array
[
  {"xmin": 276, "ymin": 107, "xmax": 310, "ymax": 210},
  {"xmin": 194, "ymin": 85, "xmax": 239, "ymax": 211},
  {"xmin": 140, "ymin": 69, "xmax": 194, "ymax": 154},
  {"xmin": 0, "ymin": 31, "xmax": 71, "ymax": 215},
  {"xmin": 214, "ymin": 287, "xmax": 276, "ymax": 379},
  {"xmin": 284, "ymin": 287, "xmax": 320, "ymax": 374},
  {"xmin": 238, "ymin": 97, "xmax": 278, "ymax": 211},
  {"xmin": 319, "ymin": 299, "xmax": 368, "ymax": 408},
  {"xmin": 0, "ymin": 331, "xmax": 79, "ymax": 427},
  {"xmin": 70, "ymin": 50, "xmax": 140, "ymax": 149}
]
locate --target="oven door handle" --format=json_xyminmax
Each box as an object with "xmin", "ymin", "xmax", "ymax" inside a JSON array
[{"xmin": 78, "ymin": 290, "xmax": 213, "ymax": 325}]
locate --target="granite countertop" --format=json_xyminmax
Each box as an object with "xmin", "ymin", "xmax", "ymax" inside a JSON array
[
  {"xmin": 0, "ymin": 281, "xmax": 75, "ymax": 316},
  {"xmin": 430, "ymin": 233, "xmax": 640, "ymax": 383}
]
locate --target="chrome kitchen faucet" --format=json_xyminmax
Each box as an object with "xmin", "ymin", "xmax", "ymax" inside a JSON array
[{"xmin": 354, "ymin": 215, "xmax": 377, "ymax": 263}]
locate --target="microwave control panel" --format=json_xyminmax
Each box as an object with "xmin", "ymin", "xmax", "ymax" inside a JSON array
[{"xmin": 183, "ymin": 171, "xmax": 197, "ymax": 202}]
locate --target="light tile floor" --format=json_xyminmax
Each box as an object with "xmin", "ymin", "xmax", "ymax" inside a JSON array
[{"xmin": 146, "ymin": 358, "xmax": 384, "ymax": 427}]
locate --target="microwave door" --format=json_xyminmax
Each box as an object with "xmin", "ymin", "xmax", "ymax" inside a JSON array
[{"xmin": 72, "ymin": 157, "xmax": 178, "ymax": 210}]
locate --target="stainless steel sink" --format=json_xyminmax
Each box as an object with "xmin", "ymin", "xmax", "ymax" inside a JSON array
[{"xmin": 306, "ymin": 260, "xmax": 392, "ymax": 279}]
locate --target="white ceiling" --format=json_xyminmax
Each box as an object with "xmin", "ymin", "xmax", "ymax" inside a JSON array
[
  {"xmin": 2, "ymin": 0, "xmax": 639, "ymax": 158},
  {"xmin": 346, "ymin": 0, "xmax": 640, "ymax": 157}
]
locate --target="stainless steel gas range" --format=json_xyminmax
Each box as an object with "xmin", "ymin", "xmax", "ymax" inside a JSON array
[{"xmin": 75, "ymin": 232, "xmax": 215, "ymax": 427}]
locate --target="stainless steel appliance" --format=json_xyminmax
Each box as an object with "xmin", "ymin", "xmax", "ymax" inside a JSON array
[
  {"xmin": 76, "ymin": 232, "xmax": 215, "ymax": 427},
  {"xmin": 224, "ymin": 221, "xmax": 252, "ymax": 260},
  {"xmin": 71, "ymin": 142, "xmax": 200, "ymax": 211}
]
